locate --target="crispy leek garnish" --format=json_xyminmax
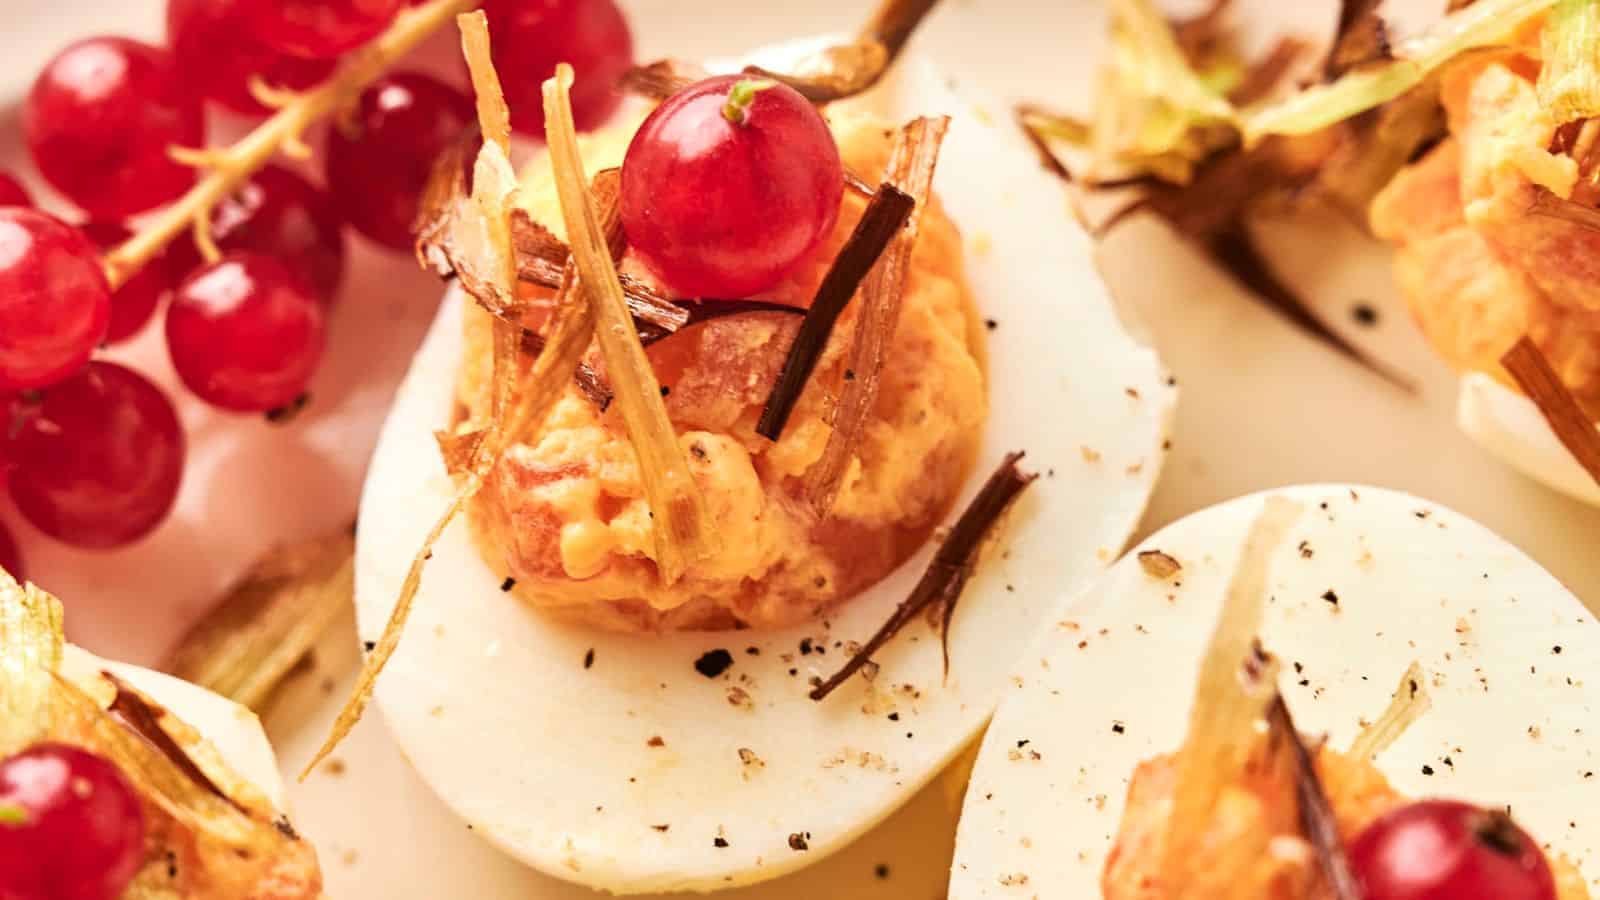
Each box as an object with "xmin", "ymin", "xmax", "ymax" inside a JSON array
[
  {"xmin": 163, "ymin": 531, "xmax": 355, "ymax": 711},
  {"xmin": 807, "ymin": 116, "xmax": 950, "ymax": 513},
  {"xmin": 1348, "ymin": 661, "xmax": 1432, "ymax": 760},
  {"xmin": 1240, "ymin": 0, "xmax": 1555, "ymax": 140},
  {"xmin": 0, "ymin": 569, "xmax": 62, "ymax": 757},
  {"xmin": 543, "ymin": 62, "xmax": 719, "ymax": 583},
  {"xmin": 1160, "ymin": 496, "xmax": 1303, "ymax": 885},
  {"xmin": 1090, "ymin": 0, "xmax": 1238, "ymax": 183},
  {"xmin": 1540, "ymin": 0, "xmax": 1600, "ymax": 124},
  {"xmin": 1501, "ymin": 336, "xmax": 1600, "ymax": 487}
]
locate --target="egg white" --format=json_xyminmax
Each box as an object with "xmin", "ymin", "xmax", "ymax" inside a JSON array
[
  {"xmin": 354, "ymin": 44, "xmax": 1176, "ymax": 894},
  {"xmin": 950, "ymin": 484, "xmax": 1600, "ymax": 897},
  {"xmin": 1458, "ymin": 374, "xmax": 1600, "ymax": 507},
  {"xmin": 58, "ymin": 645, "xmax": 287, "ymax": 809}
]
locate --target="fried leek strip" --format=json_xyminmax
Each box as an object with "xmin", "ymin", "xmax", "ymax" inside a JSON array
[
  {"xmin": 0, "ymin": 570, "xmax": 62, "ymax": 757},
  {"xmin": 543, "ymin": 63, "xmax": 718, "ymax": 583},
  {"xmin": 1240, "ymin": 0, "xmax": 1555, "ymax": 140},
  {"xmin": 163, "ymin": 532, "xmax": 355, "ymax": 711},
  {"xmin": 1160, "ymin": 497, "xmax": 1303, "ymax": 885},
  {"xmin": 1500, "ymin": 337, "xmax": 1600, "ymax": 487},
  {"xmin": 1349, "ymin": 661, "xmax": 1432, "ymax": 760},
  {"xmin": 1539, "ymin": 0, "xmax": 1600, "ymax": 124},
  {"xmin": 807, "ymin": 116, "xmax": 950, "ymax": 513}
]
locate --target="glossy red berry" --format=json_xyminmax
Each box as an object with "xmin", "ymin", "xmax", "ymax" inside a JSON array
[
  {"xmin": 0, "ymin": 174, "xmax": 33, "ymax": 209},
  {"xmin": 0, "ymin": 743, "xmax": 145, "ymax": 900},
  {"xmin": 1350, "ymin": 800, "xmax": 1558, "ymax": 900},
  {"xmin": 621, "ymin": 76, "xmax": 843, "ymax": 299},
  {"xmin": 482, "ymin": 0, "xmax": 634, "ymax": 136},
  {"xmin": 0, "ymin": 520, "xmax": 22, "ymax": 583},
  {"xmin": 166, "ymin": 166, "xmax": 347, "ymax": 303},
  {"xmin": 167, "ymin": 0, "xmax": 335, "ymax": 116},
  {"xmin": 25, "ymin": 37, "xmax": 205, "ymax": 219},
  {"xmin": 167, "ymin": 253, "xmax": 326, "ymax": 413},
  {"xmin": 0, "ymin": 209, "xmax": 111, "ymax": 391},
  {"xmin": 325, "ymin": 72, "xmax": 474, "ymax": 250},
  {"xmin": 81, "ymin": 223, "xmax": 171, "ymax": 345},
  {"xmin": 245, "ymin": 0, "xmax": 403, "ymax": 59},
  {"xmin": 6, "ymin": 362, "xmax": 185, "ymax": 549}
]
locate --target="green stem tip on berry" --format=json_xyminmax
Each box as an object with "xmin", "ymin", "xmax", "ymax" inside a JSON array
[
  {"xmin": 0, "ymin": 803, "xmax": 30, "ymax": 827},
  {"xmin": 722, "ymin": 79, "xmax": 777, "ymax": 126}
]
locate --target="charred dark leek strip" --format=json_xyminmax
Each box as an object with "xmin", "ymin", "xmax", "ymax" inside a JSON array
[
  {"xmin": 1015, "ymin": 105, "xmax": 1075, "ymax": 182},
  {"xmin": 106, "ymin": 674, "xmax": 238, "ymax": 809},
  {"xmin": 1268, "ymin": 695, "xmax": 1362, "ymax": 900},
  {"xmin": 810, "ymin": 452, "xmax": 1036, "ymax": 702},
  {"xmin": 519, "ymin": 330, "xmax": 614, "ymax": 408},
  {"xmin": 756, "ymin": 186, "xmax": 914, "ymax": 441},
  {"xmin": 1325, "ymin": 0, "xmax": 1391, "ymax": 78},
  {"xmin": 744, "ymin": 0, "xmax": 943, "ymax": 102},
  {"xmin": 1501, "ymin": 336, "xmax": 1600, "ymax": 488}
]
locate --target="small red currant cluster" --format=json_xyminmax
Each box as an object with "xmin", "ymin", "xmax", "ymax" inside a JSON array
[{"xmin": 0, "ymin": 0, "xmax": 634, "ymax": 577}]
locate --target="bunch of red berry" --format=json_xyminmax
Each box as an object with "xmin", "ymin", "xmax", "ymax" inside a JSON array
[{"xmin": 0, "ymin": 0, "xmax": 634, "ymax": 582}]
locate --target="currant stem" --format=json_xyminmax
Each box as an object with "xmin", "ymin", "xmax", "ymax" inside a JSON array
[
  {"xmin": 721, "ymin": 78, "xmax": 776, "ymax": 126},
  {"xmin": 102, "ymin": 0, "xmax": 483, "ymax": 290}
]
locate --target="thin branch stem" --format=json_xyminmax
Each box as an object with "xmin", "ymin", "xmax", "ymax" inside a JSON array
[{"xmin": 102, "ymin": 0, "xmax": 482, "ymax": 290}]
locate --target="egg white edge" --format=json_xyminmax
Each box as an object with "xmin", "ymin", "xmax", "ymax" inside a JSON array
[
  {"xmin": 59, "ymin": 644, "xmax": 287, "ymax": 810},
  {"xmin": 352, "ymin": 41, "xmax": 1177, "ymax": 895},
  {"xmin": 949, "ymin": 483, "xmax": 1600, "ymax": 897},
  {"xmin": 1458, "ymin": 373, "xmax": 1600, "ymax": 507}
]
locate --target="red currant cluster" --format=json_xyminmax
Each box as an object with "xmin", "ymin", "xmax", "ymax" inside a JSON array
[{"xmin": 0, "ymin": 0, "xmax": 634, "ymax": 577}]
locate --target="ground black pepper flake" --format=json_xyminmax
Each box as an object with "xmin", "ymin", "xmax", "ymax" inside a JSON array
[
  {"xmin": 799, "ymin": 638, "xmax": 815, "ymax": 655},
  {"xmin": 500, "ymin": 577, "xmax": 516, "ymax": 592},
  {"xmin": 165, "ymin": 850, "xmax": 178, "ymax": 878},
  {"xmin": 714, "ymin": 837, "xmax": 729, "ymax": 848},
  {"xmin": 788, "ymin": 832, "xmax": 810, "ymax": 851},
  {"xmin": 888, "ymin": 712, "xmax": 900, "ymax": 721},
  {"xmin": 1352, "ymin": 303, "xmax": 1379, "ymax": 326},
  {"xmin": 652, "ymin": 824, "xmax": 670, "ymax": 832},
  {"xmin": 584, "ymin": 649, "xmax": 595, "ymax": 669},
  {"xmin": 1111, "ymin": 722, "xmax": 1125, "ymax": 734},
  {"xmin": 1322, "ymin": 590, "xmax": 1339, "ymax": 607},
  {"xmin": 363, "ymin": 641, "xmax": 376, "ymax": 652},
  {"xmin": 273, "ymin": 816, "xmax": 299, "ymax": 840},
  {"xmin": 695, "ymin": 649, "xmax": 735, "ymax": 678},
  {"xmin": 984, "ymin": 318, "xmax": 998, "ymax": 331},
  {"xmin": 875, "ymin": 863, "xmax": 890, "ymax": 879},
  {"xmin": 1422, "ymin": 764, "xmax": 1434, "ymax": 775},
  {"xmin": 1554, "ymin": 645, "xmax": 1563, "ymax": 654},
  {"xmin": 660, "ymin": 385, "xmax": 671, "ymax": 397}
]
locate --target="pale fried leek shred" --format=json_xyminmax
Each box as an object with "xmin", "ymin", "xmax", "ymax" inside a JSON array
[
  {"xmin": 460, "ymin": 11, "xmax": 511, "ymax": 156},
  {"xmin": 807, "ymin": 117, "xmax": 950, "ymax": 513},
  {"xmin": 1539, "ymin": 0, "xmax": 1600, "ymax": 123},
  {"xmin": 163, "ymin": 532, "xmax": 355, "ymax": 711},
  {"xmin": 1240, "ymin": 0, "xmax": 1556, "ymax": 140},
  {"xmin": 1090, "ymin": 0, "xmax": 1237, "ymax": 182},
  {"xmin": 1349, "ymin": 661, "xmax": 1432, "ymax": 760},
  {"xmin": 1161, "ymin": 497, "xmax": 1303, "ymax": 886},
  {"xmin": 543, "ymin": 63, "xmax": 718, "ymax": 583},
  {"xmin": 0, "ymin": 570, "xmax": 63, "ymax": 757}
]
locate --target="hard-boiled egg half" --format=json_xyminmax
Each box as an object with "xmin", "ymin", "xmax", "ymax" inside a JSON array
[
  {"xmin": 350, "ymin": 35, "xmax": 1175, "ymax": 895},
  {"xmin": 950, "ymin": 485, "xmax": 1600, "ymax": 896}
]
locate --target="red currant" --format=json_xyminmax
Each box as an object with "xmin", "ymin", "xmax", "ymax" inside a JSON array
[
  {"xmin": 325, "ymin": 72, "xmax": 474, "ymax": 250},
  {"xmin": 482, "ymin": 0, "xmax": 634, "ymax": 136},
  {"xmin": 0, "ymin": 744, "xmax": 145, "ymax": 900},
  {"xmin": 0, "ymin": 519, "xmax": 22, "ymax": 583},
  {"xmin": 620, "ymin": 76, "xmax": 843, "ymax": 299},
  {"xmin": 5, "ymin": 362, "xmax": 185, "ymax": 549},
  {"xmin": 81, "ymin": 223, "xmax": 171, "ymax": 346},
  {"xmin": 0, "ymin": 174, "xmax": 33, "ymax": 209},
  {"xmin": 1350, "ymin": 800, "xmax": 1557, "ymax": 900},
  {"xmin": 25, "ymin": 37, "xmax": 205, "ymax": 219},
  {"xmin": 166, "ymin": 166, "xmax": 347, "ymax": 303},
  {"xmin": 167, "ymin": 253, "xmax": 326, "ymax": 413},
  {"xmin": 244, "ymin": 0, "xmax": 403, "ymax": 59},
  {"xmin": 167, "ymin": 0, "xmax": 335, "ymax": 117},
  {"xmin": 0, "ymin": 209, "xmax": 111, "ymax": 391}
]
